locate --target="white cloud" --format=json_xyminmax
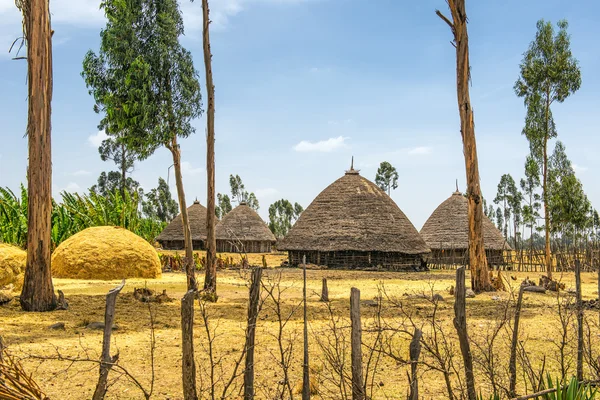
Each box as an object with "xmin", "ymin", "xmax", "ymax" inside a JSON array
[
  {"xmin": 573, "ymin": 164, "xmax": 588, "ymax": 174},
  {"xmin": 294, "ymin": 136, "xmax": 349, "ymax": 153},
  {"xmin": 408, "ymin": 146, "xmax": 432, "ymax": 155},
  {"xmin": 88, "ymin": 130, "xmax": 107, "ymax": 148},
  {"xmin": 181, "ymin": 161, "xmax": 203, "ymax": 176},
  {"xmin": 71, "ymin": 169, "xmax": 92, "ymax": 176},
  {"xmin": 255, "ymin": 187, "xmax": 279, "ymax": 198},
  {"xmin": 62, "ymin": 182, "xmax": 81, "ymax": 192}
]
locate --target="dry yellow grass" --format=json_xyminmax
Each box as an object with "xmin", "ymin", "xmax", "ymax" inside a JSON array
[
  {"xmin": 52, "ymin": 226, "xmax": 161, "ymax": 280},
  {"xmin": 0, "ymin": 242, "xmax": 26, "ymax": 289},
  {"xmin": 159, "ymin": 249, "xmax": 289, "ymax": 267},
  {"xmin": 0, "ymin": 263, "xmax": 598, "ymax": 399}
]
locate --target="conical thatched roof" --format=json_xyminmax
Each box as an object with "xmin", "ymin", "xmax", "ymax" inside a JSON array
[
  {"xmin": 279, "ymin": 169, "xmax": 430, "ymax": 254},
  {"xmin": 216, "ymin": 202, "xmax": 276, "ymax": 242},
  {"xmin": 157, "ymin": 200, "xmax": 207, "ymax": 242},
  {"xmin": 420, "ymin": 191, "xmax": 510, "ymax": 251}
]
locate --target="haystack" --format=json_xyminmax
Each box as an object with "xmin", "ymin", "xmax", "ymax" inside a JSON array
[
  {"xmin": 157, "ymin": 200, "xmax": 207, "ymax": 250},
  {"xmin": 279, "ymin": 167, "xmax": 430, "ymax": 270},
  {"xmin": 0, "ymin": 243, "xmax": 26, "ymax": 289},
  {"xmin": 52, "ymin": 226, "xmax": 161, "ymax": 280},
  {"xmin": 216, "ymin": 202, "xmax": 276, "ymax": 253},
  {"xmin": 420, "ymin": 190, "xmax": 511, "ymax": 267}
]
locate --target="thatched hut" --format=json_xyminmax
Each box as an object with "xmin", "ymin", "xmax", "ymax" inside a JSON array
[
  {"xmin": 419, "ymin": 190, "xmax": 511, "ymax": 266},
  {"xmin": 215, "ymin": 202, "xmax": 276, "ymax": 253},
  {"xmin": 278, "ymin": 167, "xmax": 430, "ymax": 270},
  {"xmin": 156, "ymin": 200, "xmax": 207, "ymax": 250}
]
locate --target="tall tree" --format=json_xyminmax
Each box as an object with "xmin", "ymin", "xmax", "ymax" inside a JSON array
[
  {"xmin": 91, "ymin": 171, "xmax": 139, "ymax": 198},
  {"xmin": 16, "ymin": 0, "xmax": 57, "ymax": 311},
  {"xmin": 82, "ymin": 0, "xmax": 202, "ymax": 291},
  {"xmin": 98, "ymin": 136, "xmax": 137, "ymax": 197},
  {"xmin": 143, "ymin": 177, "xmax": 179, "ymax": 222},
  {"xmin": 374, "ymin": 161, "xmax": 399, "ymax": 196},
  {"xmin": 229, "ymin": 174, "xmax": 259, "ymax": 210},
  {"xmin": 201, "ymin": 0, "xmax": 218, "ymax": 297},
  {"xmin": 215, "ymin": 193, "xmax": 232, "ymax": 219},
  {"xmin": 437, "ymin": 0, "xmax": 492, "ymax": 291},
  {"xmin": 521, "ymin": 155, "xmax": 542, "ymax": 256},
  {"xmin": 494, "ymin": 174, "xmax": 522, "ymax": 247},
  {"xmin": 268, "ymin": 199, "xmax": 304, "ymax": 239},
  {"xmin": 514, "ymin": 19, "xmax": 581, "ymax": 278}
]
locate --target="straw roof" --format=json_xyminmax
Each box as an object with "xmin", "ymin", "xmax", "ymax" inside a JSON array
[
  {"xmin": 157, "ymin": 200, "xmax": 207, "ymax": 242},
  {"xmin": 420, "ymin": 191, "xmax": 510, "ymax": 251},
  {"xmin": 279, "ymin": 169, "xmax": 430, "ymax": 254},
  {"xmin": 216, "ymin": 202, "xmax": 276, "ymax": 242}
]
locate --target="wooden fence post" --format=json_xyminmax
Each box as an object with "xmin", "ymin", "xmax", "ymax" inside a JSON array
[
  {"xmin": 453, "ymin": 266, "xmax": 477, "ymax": 400},
  {"xmin": 408, "ymin": 328, "xmax": 422, "ymax": 400},
  {"xmin": 575, "ymin": 259, "xmax": 583, "ymax": 382},
  {"xmin": 302, "ymin": 255, "xmax": 311, "ymax": 400},
  {"xmin": 244, "ymin": 267, "xmax": 263, "ymax": 400},
  {"xmin": 181, "ymin": 289, "xmax": 198, "ymax": 400},
  {"xmin": 350, "ymin": 287, "xmax": 365, "ymax": 400},
  {"xmin": 320, "ymin": 277, "xmax": 329, "ymax": 302},
  {"xmin": 92, "ymin": 280, "xmax": 125, "ymax": 400},
  {"xmin": 509, "ymin": 285, "xmax": 524, "ymax": 398}
]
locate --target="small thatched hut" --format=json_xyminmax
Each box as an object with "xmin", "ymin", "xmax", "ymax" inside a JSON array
[
  {"xmin": 215, "ymin": 202, "xmax": 276, "ymax": 253},
  {"xmin": 419, "ymin": 190, "xmax": 511, "ymax": 266},
  {"xmin": 156, "ymin": 200, "xmax": 207, "ymax": 250},
  {"xmin": 278, "ymin": 167, "xmax": 430, "ymax": 270}
]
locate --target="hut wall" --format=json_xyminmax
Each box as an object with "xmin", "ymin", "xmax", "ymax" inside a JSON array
[
  {"xmin": 158, "ymin": 240, "xmax": 205, "ymax": 251},
  {"xmin": 216, "ymin": 240, "xmax": 272, "ymax": 253},
  {"xmin": 288, "ymin": 250, "xmax": 426, "ymax": 271},
  {"xmin": 427, "ymin": 248, "xmax": 507, "ymax": 268}
]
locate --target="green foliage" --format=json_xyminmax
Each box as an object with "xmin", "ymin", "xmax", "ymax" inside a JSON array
[
  {"xmin": 547, "ymin": 142, "xmax": 591, "ymax": 236},
  {"xmin": 268, "ymin": 199, "xmax": 304, "ymax": 239},
  {"xmin": 82, "ymin": 0, "xmax": 202, "ymax": 160},
  {"xmin": 494, "ymin": 174, "xmax": 523, "ymax": 240},
  {"xmin": 543, "ymin": 375, "xmax": 597, "ymax": 400},
  {"xmin": 0, "ymin": 185, "xmax": 165, "ymax": 249},
  {"xmin": 521, "ymin": 155, "xmax": 543, "ymax": 233},
  {"xmin": 142, "ymin": 177, "xmax": 179, "ymax": 222},
  {"xmin": 228, "ymin": 174, "xmax": 259, "ymax": 210},
  {"xmin": 215, "ymin": 193, "xmax": 232, "ymax": 219},
  {"xmin": 90, "ymin": 171, "xmax": 140, "ymax": 198},
  {"xmin": 374, "ymin": 161, "xmax": 399, "ymax": 195}
]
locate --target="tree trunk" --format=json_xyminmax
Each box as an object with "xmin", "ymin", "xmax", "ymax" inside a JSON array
[
  {"xmin": 202, "ymin": 0, "xmax": 217, "ymax": 295},
  {"xmin": 19, "ymin": 0, "xmax": 57, "ymax": 312},
  {"xmin": 436, "ymin": 0, "xmax": 492, "ymax": 292},
  {"xmin": 302, "ymin": 255, "xmax": 310, "ymax": 400},
  {"xmin": 92, "ymin": 280, "xmax": 125, "ymax": 400},
  {"xmin": 120, "ymin": 142, "xmax": 127, "ymax": 198},
  {"xmin": 509, "ymin": 286, "xmax": 524, "ymax": 398},
  {"xmin": 320, "ymin": 277, "xmax": 329, "ymax": 302},
  {"xmin": 168, "ymin": 138, "xmax": 195, "ymax": 291},
  {"xmin": 575, "ymin": 259, "xmax": 583, "ymax": 382},
  {"xmin": 181, "ymin": 289, "xmax": 198, "ymax": 400},
  {"xmin": 408, "ymin": 328, "xmax": 422, "ymax": 400},
  {"xmin": 453, "ymin": 266, "xmax": 477, "ymax": 400},
  {"xmin": 243, "ymin": 267, "xmax": 262, "ymax": 400},
  {"xmin": 350, "ymin": 287, "xmax": 365, "ymax": 400}
]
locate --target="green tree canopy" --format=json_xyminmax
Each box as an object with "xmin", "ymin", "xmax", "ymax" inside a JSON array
[
  {"xmin": 268, "ymin": 199, "xmax": 304, "ymax": 239},
  {"xmin": 374, "ymin": 161, "xmax": 399, "ymax": 196},
  {"xmin": 228, "ymin": 174, "xmax": 259, "ymax": 210},
  {"xmin": 215, "ymin": 193, "xmax": 232, "ymax": 219},
  {"xmin": 142, "ymin": 177, "xmax": 179, "ymax": 222}
]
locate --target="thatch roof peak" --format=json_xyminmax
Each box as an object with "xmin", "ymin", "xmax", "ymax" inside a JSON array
[
  {"xmin": 420, "ymin": 191, "xmax": 510, "ymax": 251},
  {"xmin": 279, "ymin": 172, "xmax": 430, "ymax": 254},
  {"xmin": 216, "ymin": 203, "xmax": 275, "ymax": 242},
  {"xmin": 156, "ymin": 201, "xmax": 208, "ymax": 241}
]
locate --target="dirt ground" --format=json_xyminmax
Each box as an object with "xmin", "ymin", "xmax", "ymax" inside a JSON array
[{"xmin": 1, "ymin": 262, "xmax": 599, "ymax": 399}]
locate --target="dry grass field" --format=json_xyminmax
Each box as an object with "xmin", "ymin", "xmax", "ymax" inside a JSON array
[{"xmin": 1, "ymin": 255, "xmax": 599, "ymax": 399}]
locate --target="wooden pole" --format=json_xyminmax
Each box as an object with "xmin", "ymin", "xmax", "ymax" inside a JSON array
[
  {"xmin": 575, "ymin": 259, "xmax": 583, "ymax": 382},
  {"xmin": 453, "ymin": 266, "xmax": 477, "ymax": 400},
  {"xmin": 92, "ymin": 280, "xmax": 125, "ymax": 400},
  {"xmin": 244, "ymin": 267, "xmax": 262, "ymax": 400},
  {"xmin": 350, "ymin": 287, "xmax": 365, "ymax": 400},
  {"xmin": 509, "ymin": 286, "xmax": 524, "ymax": 398},
  {"xmin": 408, "ymin": 328, "xmax": 422, "ymax": 400},
  {"xmin": 302, "ymin": 255, "xmax": 310, "ymax": 400},
  {"xmin": 320, "ymin": 277, "xmax": 329, "ymax": 302},
  {"xmin": 181, "ymin": 289, "xmax": 198, "ymax": 400}
]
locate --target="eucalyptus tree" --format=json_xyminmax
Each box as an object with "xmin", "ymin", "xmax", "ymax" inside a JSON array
[
  {"xmin": 82, "ymin": 0, "xmax": 202, "ymax": 291},
  {"xmin": 98, "ymin": 136, "xmax": 137, "ymax": 197},
  {"xmin": 215, "ymin": 193, "xmax": 232, "ymax": 219},
  {"xmin": 375, "ymin": 161, "xmax": 399, "ymax": 195},
  {"xmin": 14, "ymin": 0, "xmax": 57, "ymax": 311},
  {"xmin": 229, "ymin": 174, "xmax": 259, "ymax": 210},
  {"xmin": 520, "ymin": 155, "xmax": 542, "ymax": 257},
  {"xmin": 142, "ymin": 177, "xmax": 179, "ymax": 223},
  {"xmin": 494, "ymin": 174, "xmax": 523, "ymax": 248},
  {"xmin": 514, "ymin": 19, "xmax": 581, "ymax": 277},
  {"xmin": 268, "ymin": 199, "xmax": 304, "ymax": 239}
]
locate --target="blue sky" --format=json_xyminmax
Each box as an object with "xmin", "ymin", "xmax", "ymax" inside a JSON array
[{"xmin": 0, "ymin": 0, "xmax": 598, "ymax": 230}]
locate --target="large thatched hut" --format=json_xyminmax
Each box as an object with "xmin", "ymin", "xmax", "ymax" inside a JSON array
[
  {"xmin": 215, "ymin": 202, "xmax": 276, "ymax": 253},
  {"xmin": 156, "ymin": 200, "xmax": 207, "ymax": 250},
  {"xmin": 420, "ymin": 190, "xmax": 511, "ymax": 267},
  {"xmin": 278, "ymin": 167, "xmax": 430, "ymax": 270}
]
